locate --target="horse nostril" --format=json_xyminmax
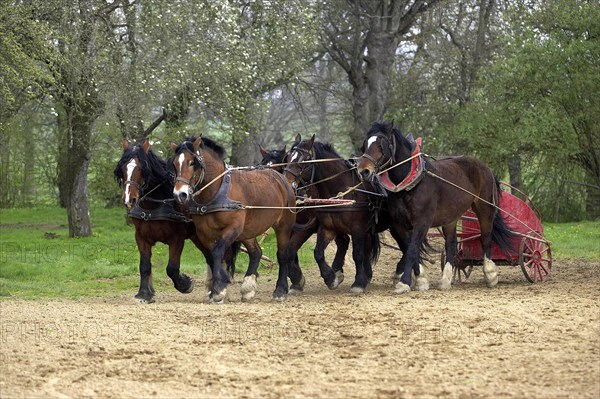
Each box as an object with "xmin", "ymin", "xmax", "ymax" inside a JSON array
[{"xmin": 178, "ymin": 192, "xmax": 188, "ymax": 203}]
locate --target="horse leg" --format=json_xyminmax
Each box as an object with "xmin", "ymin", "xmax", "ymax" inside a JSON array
[
  {"xmin": 287, "ymin": 229, "xmax": 315, "ymax": 294},
  {"xmin": 314, "ymin": 229, "xmax": 340, "ymax": 289},
  {"xmin": 331, "ymin": 234, "xmax": 349, "ymax": 285},
  {"xmin": 477, "ymin": 210, "xmax": 499, "ymax": 288},
  {"xmin": 166, "ymin": 239, "xmax": 194, "ymax": 294},
  {"xmin": 208, "ymin": 237, "xmax": 235, "ymax": 303},
  {"xmin": 134, "ymin": 235, "xmax": 155, "ymax": 303},
  {"xmin": 440, "ymin": 223, "xmax": 458, "ymax": 290},
  {"xmin": 239, "ymin": 238, "xmax": 261, "ymax": 301},
  {"xmin": 349, "ymin": 234, "xmax": 369, "ymax": 294},
  {"xmin": 273, "ymin": 227, "xmax": 295, "ymax": 301},
  {"xmin": 389, "ymin": 228, "xmax": 409, "ymax": 283},
  {"xmin": 394, "ymin": 225, "xmax": 429, "ymax": 294}
]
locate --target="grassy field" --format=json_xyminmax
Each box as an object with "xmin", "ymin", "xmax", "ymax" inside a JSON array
[
  {"xmin": 0, "ymin": 207, "xmax": 598, "ymax": 299},
  {"xmin": 0, "ymin": 206, "xmax": 315, "ymax": 299}
]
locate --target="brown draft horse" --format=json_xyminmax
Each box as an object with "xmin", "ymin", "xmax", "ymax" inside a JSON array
[
  {"xmin": 356, "ymin": 121, "xmax": 513, "ymax": 293},
  {"xmin": 258, "ymin": 144, "xmax": 350, "ymax": 292},
  {"xmin": 282, "ymin": 135, "xmax": 384, "ymax": 293},
  {"xmin": 172, "ymin": 136, "xmax": 297, "ymax": 302},
  {"xmin": 114, "ymin": 139, "xmax": 240, "ymax": 303}
]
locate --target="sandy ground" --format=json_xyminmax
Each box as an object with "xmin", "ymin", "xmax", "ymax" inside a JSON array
[{"xmin": 1, "ymin": 243, "xmax": 599, "ymax": 399}]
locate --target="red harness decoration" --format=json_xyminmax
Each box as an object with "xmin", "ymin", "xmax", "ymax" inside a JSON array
[{"xmin": 379, "ymin": 137, "xmax": 424, "ymax": 193}]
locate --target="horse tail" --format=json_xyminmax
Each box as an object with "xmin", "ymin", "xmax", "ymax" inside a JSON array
[
  {"xmin": 293, "ymin": 216, "xmax": 318, "ymax": 232},
  {"xmin": 491, "ymin": 178, "xmax": 515, "ymax": 252}
]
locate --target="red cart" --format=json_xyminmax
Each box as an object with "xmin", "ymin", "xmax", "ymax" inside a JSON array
[{"xmin": 448, "ymin": 183, "xmax": 553, "ymax": 283}]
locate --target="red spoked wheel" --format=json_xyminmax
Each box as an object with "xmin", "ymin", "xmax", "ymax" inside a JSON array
[{"xmin": 519, "ymin": 237, "xmax": 552, "ymax": 283}]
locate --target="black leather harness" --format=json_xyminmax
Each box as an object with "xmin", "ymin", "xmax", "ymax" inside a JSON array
[{"xmin": 187, "ymin": 171, "xmax": 244, "ymax": 215}]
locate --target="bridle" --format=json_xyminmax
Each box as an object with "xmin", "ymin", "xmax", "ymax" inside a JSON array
[
  {"xmin": 360, "ymin": 133, "xmax": 397, "ymax": 173},
  {"xmin": 283, "ymin": 146, "xmax": 316, "ymax": 190},
  {"xmin": 122, "ymin": 157, "xmax": 148, "ymax": 197},
  {"xmin": 174, "ymin": 144, "xmax": 206, "ymax": 194}
]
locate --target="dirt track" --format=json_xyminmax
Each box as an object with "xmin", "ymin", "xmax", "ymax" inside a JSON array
[{"xmin": 1, "ymin": 247, "xmax": 599, "ymax": 399}]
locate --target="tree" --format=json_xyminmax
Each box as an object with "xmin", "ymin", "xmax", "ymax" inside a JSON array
[
  {"xmin": 451, "ymin": 0, "xmax": 600, "ymax": 220},
  {"xmin": 321, "ymin": 0, "xmax": 441, "ymax": 151}
]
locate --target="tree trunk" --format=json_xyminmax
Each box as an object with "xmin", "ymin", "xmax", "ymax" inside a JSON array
[
  {"xmin": 59, "ymin": 108, "xmax": 93, "ymax": 237},
  {"xmin": 585, "ymin": 185, "xmax": 600, "ymax": 220},
  {"xmin": 508, "ymin": 153, "xmax": 523, "ymax": 194},
  {"xmin": 56, "ymin": 102, "xmax": 70, "ymax": 208},
  {"xmin": 0, "ymin": 123, "xmax": 11, "ymax": 208}
]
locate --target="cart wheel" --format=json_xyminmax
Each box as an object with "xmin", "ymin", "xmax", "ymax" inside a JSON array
[{"xmin": 519, "ymin": 237, "xmax": 552, "ymax": 283}]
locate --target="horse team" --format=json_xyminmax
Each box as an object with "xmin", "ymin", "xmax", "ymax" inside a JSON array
[{"xmin": 114, "ymin": 120, "xmax": 513, "ymax": 303}]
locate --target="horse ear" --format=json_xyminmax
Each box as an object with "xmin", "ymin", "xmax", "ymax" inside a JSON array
[
  {"xmin": 294, "ymin": 133, "xmax": 301, "ymax": 146},
  {"xmin": 306, "ymin": 134, "xmax": 315, "ymax": 150},
  {"xmin": 170, "ymin": 142, "xmax": 178, "ymax": 151},
  {"xmin": 259, "ymin": 144, "xmax": 268, "ymax": 158},
  {"xmin": 142, "ymin": 139, "xmax": 150, "ymax": 154},
  {"xmin": 122, "ymin": 139, "xmax": 130, "ymax": 150},
  {"xmin": 280, "ymin": 145, "xmax": 286, "ymax": 154},
  {"xmin": 390, "ymin": 119, "xmax": 395, "ymax": 128},
  {"xmin": 193, "ymin": 136, "xmax": 202, "ymax": 151}
]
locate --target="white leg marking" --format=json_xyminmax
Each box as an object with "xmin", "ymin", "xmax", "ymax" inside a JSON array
[
  {"xmin": 205, "ymin": 268, "xmax": 213, "ymax": 294},
  {"xmin": 289, "ymin": 275, "xmax": 305, "ymax": 295},
  {"xmin": 210, "ymin": 288, "xmax": 228, "ymax": 304},
  {"xmin": 414, "ymin": 264, "xmax": 430, "ymax": 291},
  {"xmin": 393, "ymin": 281, "xmax": 411, "ymax": 294},
  {"xmin": 483, "ymin": 256, "xmax": 499, "ymax": 288},
  {"xmin": 240, "ymin": 275, "xmax": 257, "ymax": 301},
  {"xmin": 335, "ymin": 270, "xmax": 345, "ymax": 285},
  {"xmin": 439, "ymin": 262, "xmax": 453, "ymax": 290}
]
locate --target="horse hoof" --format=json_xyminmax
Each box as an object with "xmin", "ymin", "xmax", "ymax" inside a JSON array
[
  {"xmin": 134, "ymin": 293, "xmax": 155, "ymax": 304},
  {"xmin": 289, "ymin": 275, "xmax": 305, "ymax": 294},
  {"xmin": 272, "ymin": 293, "xmax": 287, "ymax": 302},
  {"xmin": 327, "ymin": 275, "xmax": 341, "ymax": 290},
  {"xmin": 414, "ymin": 276, "xmax": 430, "ymax": 291},
  {"xmin": 349, "ymin": 286, "xmax": 365, "ymax": 294},
  {"xmin": 393, "ymin": 282, "xmax": 411, "ymax": 294},
  {"xmin": 240, "ymin": 275, "xmax": 257, "ymax": 294},
  {"xmin": 335, "ymin": 271, "xmax": 345, "ymax": 285},
  {"xmin": 439, "ymin": 280, "xmax": 452, "ymax": 290},
  {"xmin": 210, "ymin": 289, "xmax": 228, "ymax": 304},
  {"xmin": 241, "ymin": 290, "xmax": 256, "ymax": 301},
  {"xmin": 484, "ymin": 273, "xmax": 498, "ymax": 288},
  {"xmin": 177, "ymin": 274, "xmax": 195, "ymax": 294}
]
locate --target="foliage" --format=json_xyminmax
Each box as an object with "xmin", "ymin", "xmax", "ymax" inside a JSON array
[{"xmin": 441, "ymin": 0, "xmax": 600, "ymax": 221}]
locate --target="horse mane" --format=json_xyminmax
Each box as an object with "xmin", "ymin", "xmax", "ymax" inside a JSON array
[
  {"xmin": 366, "ymin": 121, "xmax": 411, "ymax": 152},
  {"xmin": 114, "ymin": 145, "xmax": 168, "ymax": 185},
  {"xmin": 114, "ymin": 142, "xmax": 174, "ymax": 198},
  {"xmin": 367, "ymin": 121, "xmax": 434, "ymax": 171},
  {"xmin": 176, "ymin": 136, "xmax": 227, "ymax": 160},
  {"xmin": 312, "ymin": 141, "xmax": 342, "ymax": 160}
]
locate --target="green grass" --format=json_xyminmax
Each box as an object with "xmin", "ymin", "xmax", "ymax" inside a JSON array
[
  {"xmin": 0, "ymin": 206, "xmax": 315, "ymax": 299},
  {"xmin": 544, "ymin": 220, "xmax": 600, "ymax": 260}
]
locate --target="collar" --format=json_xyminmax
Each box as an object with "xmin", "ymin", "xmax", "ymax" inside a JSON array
[{"xmin": 379, "ymin": 137, "xmax": 424, "ymax": 192}]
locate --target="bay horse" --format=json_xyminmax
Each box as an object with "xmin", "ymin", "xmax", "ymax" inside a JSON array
[
  {"xmin": 282, "ymin": 134, "xmax": 386, "ymax": 293},
  {"xmin": 172, "ymin": 136, "xmax": 297, "ymax": 302},
  {"xmin": 259, "ymin": 144, "xmax": 350, "ymax": 291},
  {"xmin": 114, "ymin": 139, "xmax": 237, "ymax": 303},
  {"xmin": 356, "ymin": 121, "xmax": 513, "ymax": 292}
]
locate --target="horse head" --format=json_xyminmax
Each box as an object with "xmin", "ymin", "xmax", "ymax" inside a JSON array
[
  {"xmin": 114, "ymin": 139, "xmax": 152, "ymax": 209},
  {"xmin": 171, "ymin": 137, "xmax": 206, "ymax": 206},
  {"xmin": 356, "ymin": 121, "xmax": 412, "ymax": 183},
  {"xmin": 259, "ymin": 144, "xmax": 287, "ymax": 173},
  {"xmin": 283, "ymin": 134, "xmax": 315, "ymax": 188}
]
